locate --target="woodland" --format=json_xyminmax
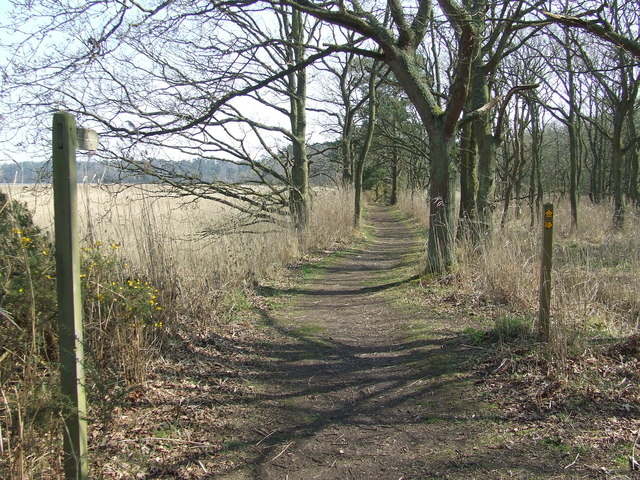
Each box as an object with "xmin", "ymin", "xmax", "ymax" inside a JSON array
[{"xmin": 0, "ymin": 0, "xmax": 639, "ymax": 478}]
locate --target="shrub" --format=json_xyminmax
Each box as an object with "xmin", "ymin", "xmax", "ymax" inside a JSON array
[
  {"xmin": 0, "ymin": 192, "xmax": 165, "ymax": 478},
  {"xmin": 0, "ymin": 192, "xmax": 57, "ymax": 383},
  {"xmin": 80, "ymin": 240, "xmax": 164, "ymax": 385},
  {"xmin": 493, "ymin": 315, "xmax": 535, "ymax": 343}
]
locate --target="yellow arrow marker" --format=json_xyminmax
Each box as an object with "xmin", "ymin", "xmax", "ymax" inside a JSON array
[
  {"xmin": 545, "ymin": 209, "xmax": 553, "ymax": 218},
  {"xmin": 545, "ymin": 221, "xmax": 553, "ymax": 229}
]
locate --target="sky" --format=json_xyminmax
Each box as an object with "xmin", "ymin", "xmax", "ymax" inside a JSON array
[{"xmin": 0, "ymin": 0, "xmax": 343, "ymax": 166}]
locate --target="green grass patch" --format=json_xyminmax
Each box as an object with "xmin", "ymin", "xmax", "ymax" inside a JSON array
[
  {"xmin": 291, "ymin": 323, "xmax": 325, "ymax": 337},
  {"xmin": 493, "ymin": 315, "xmax": 535, "ymax": 343},
  {"xmin": 463, "ymin": 326, "xmax": 490, "ymax": 344}
]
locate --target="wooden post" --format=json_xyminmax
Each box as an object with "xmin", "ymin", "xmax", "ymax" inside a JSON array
[
  {"xmin": 52, "ymin": 111, "xmax": 89, "ymax": 480},
  {"xmin": 538, "ymin": 203, "xmax": 554, "ymax": 342}
]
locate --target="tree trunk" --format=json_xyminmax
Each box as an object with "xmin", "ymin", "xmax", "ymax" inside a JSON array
[
  {"xmin": 627, "ymin": 111, "xmax": 639, "ymax": 206},
  {"xmin": 427, "ymin": 126, "xmax": 458, "ymax": 274},
  {"xmin": 341, "ymin": 134, "xmax": 353, "ymax": 186},
  {"xmin": 354, "ymin": 62, "xmax": 379, "ymax": 228},
  {"xmin": 568, "ymin": 119, "xmax": 579, "ymax": 230},
  {"xmin": 612, "ymin": 108, "xmax": 626, "ymax": 228},
  {"xmin": 566, "ymin": 61, "xmax": 579, "ymax": 231},
  {"xmin": 390, "ymin": 151, "xmax": 399, "ymax": 206},
  {"xmin": 354, "ymin": 158, "xmax": 364, "ymax": 226},
  {"xmin": 475, "ymin": 121, "xmax": 497, "ymax": 233},
  {"xmin": 500, "ymin": 143, "xmax": 516, "ymax": 227},
  {"xmin": 288, "ymin": 7, "xmax": 310, "ymax": 233},
  {"xmin": 528, "ymin": 99, "xmax": 542, "ymax": 228},
  {"xmin": 384, "ymin": 50, "xmax": 462, "ymax": 273},
  {"xmin": 458, "ymin": 120, "xmax": 478, "ymax": 240},
  {"xmin": 471, "ymin": 61, "xmax": 497, "ymax": 235}
]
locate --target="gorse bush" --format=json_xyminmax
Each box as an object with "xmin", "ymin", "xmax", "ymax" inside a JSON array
[
  {"xmin": 81, "ymin": 240, "xmax": 165, "ymax": 384},
  {"xmin": 0, "ymin": 192, "xmax": 59, "ymax": 478},
  {"xmin": 0, "ymin": 192, "xmax": 57, "ymax": 383},
  {"xmin": 0, "ymin": 192, "xmax": 165, "ymax": 478}
]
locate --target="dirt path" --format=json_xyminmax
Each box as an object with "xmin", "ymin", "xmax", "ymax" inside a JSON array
[
  {"xmin": 102, "ymin": 206, "xmax": 620, "ymax": 479},
  {"xmin": 231, "ymin": 207, "xmax": 598, "ymax": 480},
  {"xmin": 253, "ymin": 205, "xmax": 449, "ymax": 478},
  {"xmin": 225, "ymin": 205, "xmax": 587, "ymax": 480}
]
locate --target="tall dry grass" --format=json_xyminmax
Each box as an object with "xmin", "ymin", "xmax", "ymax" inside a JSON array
[
  {"xmin": 0, "ymin": 182, "xmax": 354, "ymax": 479},
  {"xmin": 397, "ymin": 190, "xmax": 640, "ymax": 344},
  {"xmin": 6, "ymin": 183, "xmax": 354, "ymax": 327}
]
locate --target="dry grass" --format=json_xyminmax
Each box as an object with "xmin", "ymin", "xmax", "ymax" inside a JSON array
[
  {"xmin": 397, "ymin": 191, "xmax": 640, "ymax": 343},
  {"xmin": 0, "ymin": 182, "xmax": 355, "ymax": 479},
  {"xmin": 5, "ymin": 183, "xmax": 354, "ymax": 326}
]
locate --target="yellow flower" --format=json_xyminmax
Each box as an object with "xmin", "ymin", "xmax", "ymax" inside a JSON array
[{"xmin": 42, "ymin": 250, "xmax": 48, "ymax": 256}]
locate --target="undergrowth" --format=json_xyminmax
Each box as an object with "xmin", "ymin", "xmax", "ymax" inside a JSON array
[
  {"xmin": 0, "ymin": 185, "xmax": 355, "ymax": 479},
  {"xmin": 399, "ymin": 191, "xmax": 640, "ymax": 473},
  {"xmin": 397, "ymin": 191, "xmax": 640, "ymax": 346}
]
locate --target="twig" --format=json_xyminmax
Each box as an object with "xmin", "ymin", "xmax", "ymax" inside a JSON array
[
  {"xmin": 255, "ymin": 429, "xmax": 278, "ymax": 446},
  {"xmin": 136, "ymin": 437, "xmax": 216, "ymax": 447},
  {"xmin": 631, "ymin": 430, "xmax": 640, "ymax": 471},
  {"xmin": 270, "ymin": 442, "xmax": 293, "ymax": 462},
  {"xmin": 564, "ymin": 453, "xmax": 579, "ymax": 469},
  {"xmin": 197, "ymin": 460, "xmax": 208, "ymax": 473},
  {"xmin": 0, "ymin": 389, "xmax": 7, "ymax": 455},
  {"xmin": 492, "ymin": 358, "xmax": 509, "ymax": 374}
]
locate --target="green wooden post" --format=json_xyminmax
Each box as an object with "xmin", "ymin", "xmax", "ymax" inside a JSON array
[
  {"xmin": 52, "ymin": 112, "xmax": 89, "ymax": 480},
  {"xmin": 538, "ymin": 203, "xmax": 554, "ymax": 342}
]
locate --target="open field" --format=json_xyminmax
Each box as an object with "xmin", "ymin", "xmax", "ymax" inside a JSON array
[{"xmin": 2, "ymin": 183, "xmax": 355, "ymax": 323}]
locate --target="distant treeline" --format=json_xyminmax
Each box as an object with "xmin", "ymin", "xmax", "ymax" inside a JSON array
[{"xmin": 0, "ymin": 144, "xmax": 341, "ymax": 186}]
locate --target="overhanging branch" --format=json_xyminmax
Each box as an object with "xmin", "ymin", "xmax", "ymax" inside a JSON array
[{"xmin": 541, "ymin": 10, "xmax": 640, "ymax": 59}]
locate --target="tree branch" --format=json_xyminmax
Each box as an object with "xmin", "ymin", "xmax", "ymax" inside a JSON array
[{"xmin": 541, "ymin": 10, "xmax": 640, "ymax": 59}]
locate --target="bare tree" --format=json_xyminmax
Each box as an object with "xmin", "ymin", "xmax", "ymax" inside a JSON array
[
  {"xmin": 282, "ymin": 0, "xmax": 482, "ymax": 272},
  {"xmin": 1, "ymin": 1, "xmax": 339, "ymax": 233},
  {"xmin": 572, "ymin": 3, "xmax": 640, "ymax": 228},
  {"xmin": 541, "ymin": 5, "xmax": 640, "ymax": 59}
]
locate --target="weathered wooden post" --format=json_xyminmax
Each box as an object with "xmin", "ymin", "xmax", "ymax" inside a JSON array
[
  {"xmin": 53, "ymin": 112, "xmax": 96, "ymax": 480},
  {"xmin": 538, "ymin": 203, "xmax": 554, "ymax": 342}
]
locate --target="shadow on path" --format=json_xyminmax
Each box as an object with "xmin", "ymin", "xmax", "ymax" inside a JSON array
[{"xmin": 143, "ymin": 206, "xmax": 588, "ymax": 480}]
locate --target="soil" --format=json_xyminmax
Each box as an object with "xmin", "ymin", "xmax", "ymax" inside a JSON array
[{"xmin": 94, "ymin": 206, "xmax": 640, "ymax": 480}]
